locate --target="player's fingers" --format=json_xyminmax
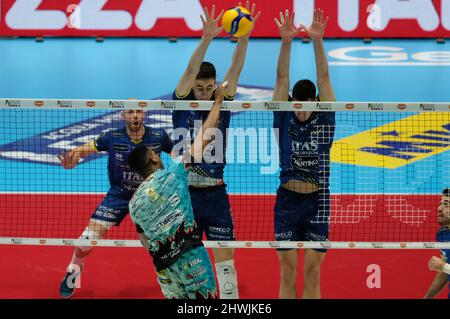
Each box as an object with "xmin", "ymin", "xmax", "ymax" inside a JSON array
[
  {"xmin": 253, "ymin": 11, "xmax": 261, "ymax": 22},
  {"xmin": 274, "ymin": 18, "xmax": 282, "ymax": 28},
  {"xmin": 211, "ymin": 5, "xmax": 216, "ymax": 20},
  {"xmin": 246, "ymin": 0, "xmax": 250, "ymax": 11},
  {"xmin": 323, "ymin": 16, "xmax": 329, "ymax": 28},
  {"xmin": 200, "ymin": 14, "xmax": 206, "ymax": 26},
  {"xmin": 217, "ymin": 10, "xmax": 224, "ymax": 22},
  {"xmin": 251, "ymin": 3, "xmax": 256, "ymax": 16},
  {"xmin": 280, "ymin": 12, "xmax": 285, "ymax": 25},
  {"xmin": 204, "ymin": 7, "xmax": 210, "ymax": 20},
  {"xmin": 289, "ymin": 12, "xmax": 295, "ymax": 24}
]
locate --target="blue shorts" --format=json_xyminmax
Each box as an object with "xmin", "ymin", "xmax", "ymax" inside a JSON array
[
  {"xmin": 156, "ymin": 246, "xmax": 217, "ymax": 299},
  {"xmin": 189, "ymin": 184, "xmax": 235, "ymax": 240},
  {"xmin": 91, "ymin": 193, "xmax": 130, "ymax": 226},
  {"xmin": 274, "ymin": 186, "xmax": 330, "ymax": 253}
]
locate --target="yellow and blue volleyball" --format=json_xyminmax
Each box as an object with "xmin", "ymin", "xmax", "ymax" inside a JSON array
[{"xmin": 221, "ymin": 6, "xmax": 253, "ymax": 37}]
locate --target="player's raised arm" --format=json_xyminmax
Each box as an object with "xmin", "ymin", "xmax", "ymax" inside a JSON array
[
  {"xmin": 273, "ymin": 10, "xmax": 301, "ymax": 102},
  {"xmin": 188, "ymin": 82, "xmax": 227, "ymax": 163},
  {"xmin": 300, "ymin": 8, "xmax": 335, "ymax": 102},
  {"xmin": 58, "ymin": 142, "xmax": 97, "ymax": 169},
  {"xmin": 175, "ymin": 5, "xmax": 224, "ymax": 98},
  {"xmin": 424, "ymin": 255, "xmax": 449, "ymax": 298},
  {"xmin": 223, "ymin": 1, "xmax": 260, "ymax": 98}
]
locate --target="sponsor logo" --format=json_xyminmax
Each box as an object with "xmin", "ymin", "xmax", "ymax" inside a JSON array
[
  {"xmin": 138, "ymin": 101, "xmax": 148, "ymax": 108},
  {"xmin": 241, "ymin": 103, "xmax": 251, "ymax": 109},
  {"xmin": 11, "ymin": 238, "xmax": 23, "ymax": 244},
  {"xmin": 39, "ymin": 239, "xmax": 46, "ymax": 244},
  {"xmin": 34, "ymin": 100, "xmax": 44, "ymax": 107},
  {"xmin": 348, "ymin": 243, "xmax": 356, "ymax": 248},
  {"xmin": 217, "ymin": 241, "xmax": 229, "ymax": 248},
  {"xmin": 245, "ymin": 242, "xmax": 252, "ymax": 248},
  {"xmin": 269, "ymin": 241, "xmax": 281, "ymax": 248},
  {"xmin": 420, "ymin": 103, "xmax": 436, "ymax": 111},
  {"xmin": 372, "ymin": 242, "xmax": 384, "ymax": 248},
  {"xmin": 91, "ymin": 240, "xmax": 98, "ymax": 246},
  {"xmin": 265, "ymin": 102, "xmax": 280, "ymax": 110},
  {"xmin": 316, "ymin": 103, "xmax": 332, "ymax": 110},
  {"xmin": 397, "ymin": 104, "xmax": 407, "ymax": 110},
  {"xmin": 293, "ymin": 103, "xmax": 303, "ymax": 109},
  {"xmin": 275, "ymin": 231, "xmax": 293, "ymax": 239},
  {"xmin": 6, "ymin": 100, "xmax": 21, "ymax": 107},
  {"xmin": 57, "ymin": 100, "xmax": 73, "ymax": 108},
  {"xmin": 345, "ymin": 103, "xmax": 355, "ymax": 110},
  {"xmin": 113, "ymin": 144, "xmax": 130, "ymax": 152},
  {"xmin": 183, "ymin": 258, "xmax": 201, "ymax": 271},
  {"xmin": 190, "ymin": 102, "xmax": 199, "ymax": 108},
  {"xmin": 109, "ymin": 101, "xmax": 125, "ymax": 109},
  {"xmin": 400, "ymin": 243, "xmax": 407, "ymax": 248},
  {"xmin": 86, "ymin": 101, "xmax": 96, "ymax": 108},
  {"xmin": 423, "ymin": 242, "xmax": 435, "ymax": 249},
  {"xmin": 152, "ymin": 210, "xmax": 183, "ymax": 231},
  {"xmin": 320, "ymin": 242, "xmax": 331, "ymax": 249},
  {"xmin": 368, "ymin": 103, "xmax": 384, "ymax": 111},
  {"xmin": 161, "ymin": 101, "xmax": 176, "ymax": 109},
  {"xmin": 331, "ymin": 113, "xmax": 450, "ymax": 168},
  {"xmin": 114, "ymin": 240, "xmax": 126, "ymax": 247},
  {"xmin": 63, "ymin": 240, "xmax": 74, "ymax": 245},
  {"xmin": 297, "ymin": 242, "xmax": 304, "ymax": 248}
]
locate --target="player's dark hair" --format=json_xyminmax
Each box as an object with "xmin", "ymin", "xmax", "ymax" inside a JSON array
[
  {"xmin": 128, "ymin": 146, "xmax": 157, "ymax": 179},
  {"xmin": 292, "ymin": 79, "xmax": 317, "ymax": 101},
  {"xmin": 196, "ymin": 61, "xmax": 216, "ymax": 80},
  {"xmin": 443, "ymin": 188, "xmax": 450, "ymax": 196}
]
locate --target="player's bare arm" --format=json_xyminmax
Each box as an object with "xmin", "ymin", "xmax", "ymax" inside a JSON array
[
  {"xmin": 175, "ymin": 5, "xmax": 224, "ymax": 98},
  {"xmin": 188, "ymin": 81, "xmax": 227, "ymax": 163},
  {"xmin": 300, "ymin": 8, "xmax": 335, "ymax": 102},
  {"xmin": 223, "ymin": 1, "xmax": 260, "ymax": 98},
  {"xmin": 273, "ymin": 10, "xmax": 301, "ymax": 102},
  {"xmin": 58, "ymin": 142, "xmax": 97, "ymax": 169}
]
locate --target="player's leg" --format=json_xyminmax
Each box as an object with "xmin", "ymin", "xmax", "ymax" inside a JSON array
[
  {"xmin": 277, "ymin": 249, "xmax": 298, "ymax": 298},
  {"xmin": 274, "ymin": 186, "xmax": 303, "ymax": 299},
  {"xmin": 156, "ymin": 267, "xmax": 188, "ymax": 299},
  {"xmin": 302, "ymin": 190, "xmax": 330, "ymax": 299},
  {"xmin": 177, "ymin": 246, "xmax": 218, "ymax": 299},
  {"xmin": 59, "ymin": 195, "xmax": 128, "ymax": 298},
  {"xmin": 202, "ymin": 185, "xmax": 239, "ymax": 299},
  {"xmin": 303, "ymin": 249, "xmax": 326, "ymax": 298}
]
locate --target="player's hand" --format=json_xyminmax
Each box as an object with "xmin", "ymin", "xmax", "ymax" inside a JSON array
[
  {"xmin": 57, "ymin": 150, "xmax": 80, "ymax": 169},
  {"xmin": 299, "ymin": 8, "xmax": 329, "ymax": 41},
  {"xmin": 274, "ymin": 10, "xmax": 302, "ymax": 42},
  {"xmin": 428, "ymin": 256, "xmax": 445, "ymax": 272},
  {"xmin": 214, "ymin": 81, "xmax": 229, "ymax": 105},
  {"xmin": 238, "ymin": 1, "xmax": 261, "ymax": 38},
  {"xmin": 201, "ymin": 5, "xmax": 224, "ymax": 39}
]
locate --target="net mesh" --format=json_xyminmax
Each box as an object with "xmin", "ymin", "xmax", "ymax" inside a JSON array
[{"xmin": 0, "ymin": 101, "xmax": 449, "ymax": 246}]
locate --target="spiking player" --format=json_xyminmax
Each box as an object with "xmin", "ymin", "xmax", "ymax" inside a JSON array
[
  {"xmin": 58, "ymin": 109, "xmax": 172, "ymax": 298},
  {"xmin": 171, "ymin": 2, "xmax": 260, "ymax": 299},
  {"xmin": 272, "ymin": 8, "xmax": 336, "ymax": 299},
  {"xmin": 127, "ymin": 82, "xmax": 228, "ymax": 299},
  {"xmin": 425, "ymin": 188, "xmax": 450, "ymax": 299}
]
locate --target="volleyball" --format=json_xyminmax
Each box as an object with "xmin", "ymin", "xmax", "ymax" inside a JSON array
[{"xmin": 221, "ymin": 6, "xmax": 253, "ymax": 37}]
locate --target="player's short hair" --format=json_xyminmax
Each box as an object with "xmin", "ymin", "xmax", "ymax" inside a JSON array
[
  {"xmin": 196, "ymin": 61, "xmax": 216, "ymax": 80},
  {"xmin": 128, "ymin": 146, "xmax": 157, "ymax": 178},
  {"xmin": 292, "ymin": 79, "xmax": 317, "ymax": 101},
  {"xmin": 443, "ymin": 188, "xmax": 450, "ymax": 196}
]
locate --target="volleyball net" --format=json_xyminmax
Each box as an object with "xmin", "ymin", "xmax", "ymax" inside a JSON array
[{"xmin": 0, "ymin": 98, "xmax": 449, "ymax": 249}]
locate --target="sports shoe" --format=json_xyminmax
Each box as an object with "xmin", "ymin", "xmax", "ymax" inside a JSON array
[{"xmin": 59, "ymin": 264, "xmax": 83, "ymax": 299}]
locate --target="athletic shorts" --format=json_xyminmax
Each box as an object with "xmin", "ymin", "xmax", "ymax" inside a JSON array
[
  {"xmin": 189, "ymin": 184, "xmax": 235, "ymax": 240},
  {"xmin": 274, "ymin": 186, "xmax": 330, "ymax": 253},
  {"xmin": 156, "ymin": 246, "xmax": 217, "ymax": 299},
  {"xmin": 90, "ymin": 193, "xmax": 129, "ymax": 226}
]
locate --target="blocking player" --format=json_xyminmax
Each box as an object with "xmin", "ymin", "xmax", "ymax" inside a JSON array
[
  {"xmin": 272, "ymin": 8, "xmax": 336, "ymax": 299},
  {"xmin": 424, "ymin": 188, "xmax": 450, "ymax": 299},
  {"xmin": 171, "ymin": 2, "xmax": 260, "ymax": 299},
  {"xmin": 58, "ymin": 109, "xmax": 173, "ymax": 298},
  {"xmin": 127, "ymin": 82, "xmax": 228, "ymax": 299}
]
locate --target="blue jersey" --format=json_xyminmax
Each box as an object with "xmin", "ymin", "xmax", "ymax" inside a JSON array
[
  {"xmin": 93, "ymin": 126, "xmax": 173, "ymax": 199},
  {"xmin": 129, "ymin": 157, "xmax": 202, "ymax": 271},
  {"xmin": 437, "ymin": 227, "xmax": 450, "ymax": 298},
  {"xmin": 171, "ymin": 90, "xmax": 232, "ymax": 180},
  {"xmin": 274, "ymin": 111, "xmax": 335, "ymax": 188}
]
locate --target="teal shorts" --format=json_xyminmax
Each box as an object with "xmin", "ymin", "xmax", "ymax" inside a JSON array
[{"xmin": 156, "ymin": 246, "xmax": 217, "ymax": 299}]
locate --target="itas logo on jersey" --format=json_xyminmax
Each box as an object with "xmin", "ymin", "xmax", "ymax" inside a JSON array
[{"xmin": 332, "ymin": 113, "xmax": 450, "ymax": 168}]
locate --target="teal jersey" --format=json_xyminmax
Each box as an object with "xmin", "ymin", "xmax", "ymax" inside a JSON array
[{"xmin": 129, "ymin": 157, "xmax": 202, "ymax": 271}]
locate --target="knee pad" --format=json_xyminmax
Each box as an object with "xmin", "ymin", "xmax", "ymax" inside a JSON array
[
  {"xmin": 215, "ymin": 260, "xmax": 239, "ymax": 299},
  {"xmin": 78, "ymin": 221, "xmax": 113, "ymax": 252}
]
